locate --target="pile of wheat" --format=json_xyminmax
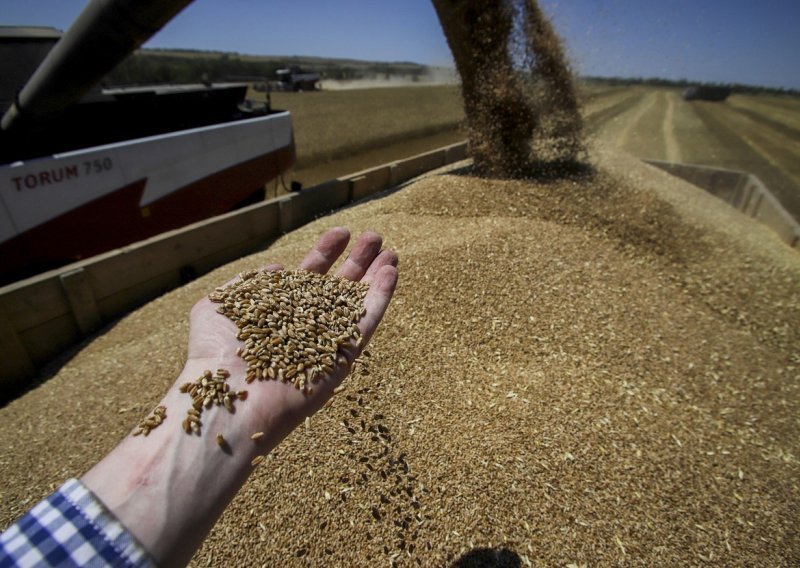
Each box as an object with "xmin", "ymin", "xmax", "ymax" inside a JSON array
[{"xmin": 1, "ymin": 147, "xmax": 798, "ymax": 566}]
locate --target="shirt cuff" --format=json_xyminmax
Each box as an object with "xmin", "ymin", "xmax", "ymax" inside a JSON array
[{"xmin": 0, "ymin": 478, "xmax": 155, "ymax": 567}]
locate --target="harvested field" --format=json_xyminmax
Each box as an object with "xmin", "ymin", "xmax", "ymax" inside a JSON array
[
  {"xmin": 261, "ymin": 86, "xmax": 464, "ymax": 170},
  {"xmin": 289, "ymin": 128, "xmax": 466, "ymax": 189},
  {"xmin": 249, "ymin": 86, "xmax": 464, "ymax": 190},
  {"xmin": 585, "ymin": 87, "xmax": 800, "ymax": 220},
  {"xmin": 264, "ymin": 83, "xmax": 799, "ymax": 223},
  {"xmin": 1, "ymin": 144, "xmax": 798, "ymax": 566}
]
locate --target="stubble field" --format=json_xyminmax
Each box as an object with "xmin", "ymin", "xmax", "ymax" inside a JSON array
[
  {"xmin": 255, "ymin": 86, "xmax": 465, "ymax": 187},
  {"xmin": 266, "ymin": 84, "xmax": 800, "ymax": 219},
  {"xmin": 582, "ymin": 86, "xmax": 800, "ymax": 220}
]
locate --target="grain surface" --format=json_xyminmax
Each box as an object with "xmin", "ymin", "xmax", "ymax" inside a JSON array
[{"xmin": 0, "ymin": 146, "xmax": 798, "ymax": 566}]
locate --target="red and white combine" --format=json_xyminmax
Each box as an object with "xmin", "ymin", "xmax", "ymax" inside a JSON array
[{"xmin": 0, "ymin": 0, "xmax": 296, "ymax": 285}]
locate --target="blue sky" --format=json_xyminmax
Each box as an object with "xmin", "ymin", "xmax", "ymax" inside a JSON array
[{"xmin": 4, "ymin": 0, "xmax": 800, "ymax": 89}]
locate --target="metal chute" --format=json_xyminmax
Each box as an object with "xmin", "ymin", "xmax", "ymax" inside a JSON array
[{"xmin": 1, "ymin": 0, "xmax": 195, "ymax": 132}]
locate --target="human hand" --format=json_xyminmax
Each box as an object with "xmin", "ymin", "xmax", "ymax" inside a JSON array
[
  {"xmin": 183, "ymin": 226, "xmax": 399, "ymax": 447},
  {"xmin": 81, "ymin": 227, "xmax": 397, "ymax": 568}
]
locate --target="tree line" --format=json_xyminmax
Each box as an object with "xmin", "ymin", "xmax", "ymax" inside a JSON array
[
  {"xmin": 583, "ymin": 76, "xmax": 799, "ymax": 97},
  {"xmin": 102, "ymin": 50, "xmax": 427, "ymax": 87}
]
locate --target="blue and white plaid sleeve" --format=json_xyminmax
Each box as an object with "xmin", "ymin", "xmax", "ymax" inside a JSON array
[{"xmin": 0, "ymin": 478, "xmax": 154, "ymax": 568}]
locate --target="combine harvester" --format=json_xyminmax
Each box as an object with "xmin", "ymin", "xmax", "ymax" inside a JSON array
[
  {"xmin": 681, "ymin": 85, "xmax": 731, "ymax": 101},
  {"xmin": 273, "ymin": 66, "xmax": 321, "ymax": 92},
  {"xmin": 0, "ymin": 0, "xmax": 295, "ymax": 285}
]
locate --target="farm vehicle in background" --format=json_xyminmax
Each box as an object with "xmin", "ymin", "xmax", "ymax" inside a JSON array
[
  {"xmin": 0, "ymin": 0, "xmax": 295, "ymax": 285},
  {"xmin": 244, "ymin": 67, "xmax": 320, "ymax": 94},
  {"xmin": 273, "ymin": 67, "xmax": 321, "ymax": 92},
  {"xmin": 248, "ymin": 67, "xmax": 321, "ymax": 93},
  {"xmin": 682, "ymin": 85, "xmax": 731, "ymax": 102}
]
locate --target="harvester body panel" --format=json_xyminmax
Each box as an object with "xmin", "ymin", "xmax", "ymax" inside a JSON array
[{"xmin": 0, "ymin": 0, "xmax": 297, "ymax": 284}]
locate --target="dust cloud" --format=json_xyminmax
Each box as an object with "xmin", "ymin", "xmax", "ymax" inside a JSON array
[{"xmin": 320, "ymin": 68, "xmax": 458, "ymax": 91}]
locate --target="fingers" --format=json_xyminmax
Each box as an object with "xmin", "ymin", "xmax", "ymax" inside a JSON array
[
  {"xmin": 362, "ymin": 249, "xmax": 398, "ymax": 285},
  {"xmin": 333, "ymin": 231, "xmax": 398, "ymax": 347},
  {"xmin": 329, "ymin": 262, "xmax": 397, "ymax": 371},
  {"xmin": 357, "ymin": 264, "xmax": 399, "ymax": 344},
  {"xmin": 297, "ymin": 227, "xmax": 350, "ymax": 274},
  {"xmin": 335, "ymin": 231, "xmax": 383, "ymax": 281}
]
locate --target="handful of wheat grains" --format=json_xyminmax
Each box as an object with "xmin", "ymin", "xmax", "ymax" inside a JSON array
[
  {"xmin": 135, "ymin": 269, "xmax": 369, "ymax": 450},
  {"xmin": 209, "ymin": 268, "xmax": 369, "ymax": 391}
]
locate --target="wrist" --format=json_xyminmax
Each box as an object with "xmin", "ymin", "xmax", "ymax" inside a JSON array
[{"xmin": 80, "ymin": 363, "xmax": 268, "ymax": 567}]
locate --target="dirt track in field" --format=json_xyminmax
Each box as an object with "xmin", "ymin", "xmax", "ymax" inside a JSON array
[
  {"xmin": 285, "ymin": 85, "xmax": 800, "ymax": 222},
  {"xmin": 585, "ymin": 88, "xmax": 800, "ymax": 220}
]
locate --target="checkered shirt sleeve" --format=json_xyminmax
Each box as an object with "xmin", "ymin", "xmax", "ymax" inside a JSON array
[{"xmin": 0, "ymin": 478, "xmax": 154, "ymax": 568}]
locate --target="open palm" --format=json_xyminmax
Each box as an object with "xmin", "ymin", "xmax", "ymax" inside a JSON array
[{"xmin": 182, "ymin": 227, "xmax": 398, "ymax": 437}]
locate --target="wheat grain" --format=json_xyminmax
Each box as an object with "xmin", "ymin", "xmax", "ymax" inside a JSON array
[
  {"xmin": 133, "ymin": 405, "xmax": 167, "ymax": 437},
  {"xmin": 209, "ymin": 269, "xmax": 368, "ymax": 394},
  {"xmin": 175, "ymin": 369, "xmax": 240, "ymax": 437}
]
